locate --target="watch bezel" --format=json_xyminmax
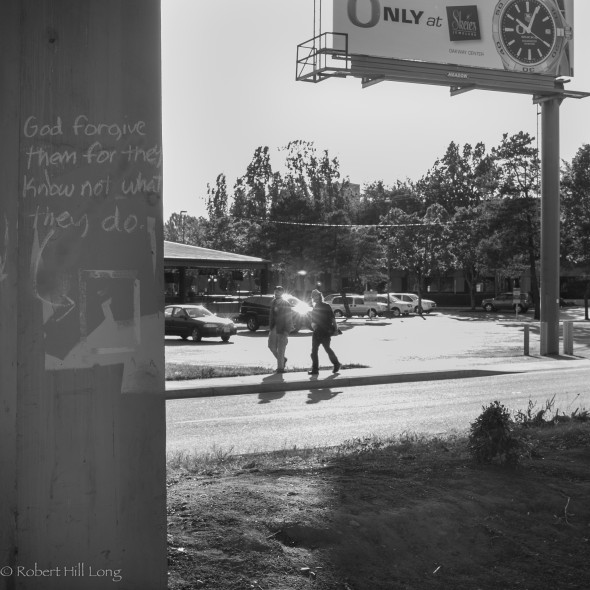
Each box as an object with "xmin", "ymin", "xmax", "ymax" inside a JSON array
[{"xmin": 492, "ymin": 0, "xmax": 569, "ymax": 74}]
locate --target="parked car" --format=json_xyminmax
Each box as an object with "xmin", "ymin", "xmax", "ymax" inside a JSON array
[
  {"xmin": 237, "ymin": 294, "xmax": 312, "ymax": 332},
  {"xmin": 164, "ymin": 305, "xmax": 237, "ymax": 342},
  {"xmin": 390, "ymin": 292, "xmax": 437, "ymax": 314},
  {"xmin": 375, "ymin": 294, "xmax": 414, "ymax": 316},
  {"xmin": 328, "ymin": 294, "xmax": 388, "ymax": 318},
  {"xmin": 481, "ymin": 292, "xmax": 532, "ymax": 313}
]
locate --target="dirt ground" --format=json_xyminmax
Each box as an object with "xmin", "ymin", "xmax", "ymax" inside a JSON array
[{"xmin": 167, "ymin": 423, "xmax": 590, "ymax": 590}]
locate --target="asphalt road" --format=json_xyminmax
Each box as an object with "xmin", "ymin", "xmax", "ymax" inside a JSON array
[{"xmin": 166, "ymin": 364, "xmax": 590, "ymax": 455}]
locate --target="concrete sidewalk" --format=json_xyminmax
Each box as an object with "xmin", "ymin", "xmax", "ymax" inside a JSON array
[{"xmin": 165, "ymin": 354, "xmax": 590, "ymax": 399}]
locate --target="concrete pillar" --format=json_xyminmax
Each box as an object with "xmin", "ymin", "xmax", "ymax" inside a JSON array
[
  {"xmin": 540, "ymin": 97, "xmax": 561, "ymax": 356},
  {"xmin": 1, "ymin": 1, "xmax": 166, "ymax": 588},
  {"xmin": 0, "ymin": 0, "xmax": 21, "ymax": 580}
]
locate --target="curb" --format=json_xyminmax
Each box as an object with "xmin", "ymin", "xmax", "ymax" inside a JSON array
[
  {"xmin": 165, "ymin": 367, "xmax": 525, "ymax": 400},
  {"xmin": 165, "ymin": 356, "xmax": 590, "ymax": 399}
]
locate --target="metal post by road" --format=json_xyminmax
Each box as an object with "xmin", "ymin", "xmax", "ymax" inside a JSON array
[
  {"xmin": 563, "ymin": 321, "xmax": 573, "ymax": 355},
  {"xmin": 540, "ymin": 97, "xmax": 561, "ymax": 355}
]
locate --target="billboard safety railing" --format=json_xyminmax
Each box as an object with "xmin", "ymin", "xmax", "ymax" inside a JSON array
[{"xmin": 296, "ymin": 32, "xmax": 351, "ymax": 83}]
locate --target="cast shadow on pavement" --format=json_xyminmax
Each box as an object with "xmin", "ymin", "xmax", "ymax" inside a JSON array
[
  {"xmin": 258, "ymin": 391, "xmax": 286, "ymax": 404},
  {"xmin": 306, "ymin": 388, "xmax": 342, "ymax": 404},
  {"xmin": 258, "ymin": 373, "xmax": 287, "ymax": 404}
]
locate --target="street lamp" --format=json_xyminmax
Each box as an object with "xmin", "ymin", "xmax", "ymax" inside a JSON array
[{"xmin": 180, "ymin": 210, "xmax": 187, "ymax": 244}]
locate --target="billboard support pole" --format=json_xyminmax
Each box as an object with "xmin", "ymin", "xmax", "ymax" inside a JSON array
[{"xmin": 539, "ymin": 95, "xmax": 561, "ymax": 355}]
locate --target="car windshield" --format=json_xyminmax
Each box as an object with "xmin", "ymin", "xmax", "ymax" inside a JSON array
[{"xmin": 185, "ymin": 307, "xmax": 214, "ymax": 319}]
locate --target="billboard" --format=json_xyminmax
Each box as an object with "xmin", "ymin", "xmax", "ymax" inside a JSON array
[{"xmin": 334, "ymin": 0, "xmax": 574, "ymax": 78}]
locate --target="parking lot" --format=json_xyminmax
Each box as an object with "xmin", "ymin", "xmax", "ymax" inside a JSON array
[{"xmin": 165, "ymin": 308, "xmax": 590, "ymax": 373}]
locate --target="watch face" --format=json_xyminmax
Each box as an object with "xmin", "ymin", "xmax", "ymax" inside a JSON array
[{"xmin": 499, "ymin": 0, "xmax": 557, "ymax": 65}]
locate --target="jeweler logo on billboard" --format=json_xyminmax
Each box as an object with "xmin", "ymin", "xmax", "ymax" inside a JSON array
[{"xmin": 446, "ymin": 5, "xmax": 481, "ymax": 41}]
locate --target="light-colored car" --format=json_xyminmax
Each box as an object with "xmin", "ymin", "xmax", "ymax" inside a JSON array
[
  {"xmin": 390, "ymin": 293, "xmax": 437, "ymax": 314},
  {"xmin": 323, "ymin": 293, "xmax": 361, "ymax": 303},
  {"xmin": 328, "ymin": 294, "xmax": 388, "ymax": 318},
  {"xmin": 375, "ymin": 294, "xmax": 414, "ymax": 317}
]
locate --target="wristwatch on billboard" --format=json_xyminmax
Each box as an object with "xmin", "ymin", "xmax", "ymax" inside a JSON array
[{"xmin": 492, "ymin": 0, "xmax": 572, "ymax": 75}]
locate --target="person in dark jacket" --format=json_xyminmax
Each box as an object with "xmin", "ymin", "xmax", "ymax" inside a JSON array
[
  {"xmin": 268, "ymin": 286, "xmax": 293, "ymax": 373},
  {"xmin": 308, "ymin": 289, "xmax": 341, "ymax": 375}
]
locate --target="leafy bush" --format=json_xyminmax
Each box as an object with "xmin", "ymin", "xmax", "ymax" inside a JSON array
[{"xmin": 468, "ymin": 400, "xmax": 520, "ymax": 465}]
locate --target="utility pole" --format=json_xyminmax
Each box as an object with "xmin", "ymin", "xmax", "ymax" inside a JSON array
[{"xmin": 539, "ymin": 96, "xmax": 561, "ymax": 355}]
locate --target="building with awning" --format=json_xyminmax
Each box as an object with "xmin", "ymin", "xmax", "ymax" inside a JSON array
[{"xmin": 164, "ymin": 241, "xmax": 270, "ymax": 306}]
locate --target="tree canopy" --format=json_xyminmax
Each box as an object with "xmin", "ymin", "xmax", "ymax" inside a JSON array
[{"xmin": 163, "ymin": 135, "xmax": 590, "ymax": 304}]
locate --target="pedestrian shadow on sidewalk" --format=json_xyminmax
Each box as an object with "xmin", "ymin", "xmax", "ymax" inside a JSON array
[
  {"xmin": 258, "ymin": 391, "xmax": 286, "ymax": 404},
  {"xmin": 258, "ymin": 373, "xmax": 287, "ymax": 404},
  {"xmin": 306, "ymin": 388, "xmax": 342, "ymax": 404}
]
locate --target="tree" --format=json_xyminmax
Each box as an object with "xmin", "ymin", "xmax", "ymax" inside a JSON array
[
  {"xmin": 447, "ymin": 204, "xmax": 493, "ymax": 309},
  {"xmin": 256, "ymin": 141, "xmax": 355, "ymax": 290},
  {"xmin": 490, "ymin": 132, "xmax": 541, "ymax": 318},
  {"xmin": 381, "ymin": 204, "xmax": 453, "ymax": 308},
  {"xmin": 280, "ymin": 140, "xmax": 349, "ymax": 220},
  {"xmin": 561, "ymin": 144, "xmax": 590, "ymax": 304},
  {"xmin": 356, "ymin": 180, "xmax": 419, "ymax": 224},
  {"xmin": 206, "ymin": 173, "xmax": 229, "ymax": 220},
  {"xmin": 231, "ymin": 146, "xmax": 273, "ymax": 220},
  {"xmin": 417, "ymin": 141, "xmax": 496, "ymax": 213},
  {"xmin": 561, "ymin": 144, "xmax": 590, "ymax": 267},
  {"xmin": 204, "ymin": 174, "xmax": 242, "ymax": 253},
  {"xmin": 163, "ymin": 211, "xmax": 205, "ymax": 245}
]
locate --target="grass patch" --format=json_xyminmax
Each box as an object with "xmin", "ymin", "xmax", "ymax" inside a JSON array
[
  {"xmin": 167, "ymin": 409, "xmax": 590, "ymax": 590},
  {"xmin": 166, "ymin": 430, "xmax": 466, "ymax": 476},
  {"xmin": 165, "ymin": 362, "xmax": 369, "ymax": 381},
  {"xmin": 166, "ymin": 398, "xmax": 590, "ymax": 476}
]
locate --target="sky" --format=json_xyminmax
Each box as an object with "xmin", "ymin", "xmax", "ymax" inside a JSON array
[{"xmin": 161, "ymin": 0, "xmax": 590, "ymax": 221}]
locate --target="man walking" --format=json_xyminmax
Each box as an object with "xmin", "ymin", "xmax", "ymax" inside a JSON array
[
  {"xmin": 268, "ymin": 286, "xmax": 292, "ymax": 373},
  {"xmin": 308, "ymin": 289, "xmax": 341, "ymax": 375}
]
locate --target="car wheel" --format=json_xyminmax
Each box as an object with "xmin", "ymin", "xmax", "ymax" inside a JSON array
[
  {"xmin": 334, "ymin": 310, "xmax": 343, "ymax": 318},
  {"xmin": 191, "ymin": 328, "xmax": 202, "ymax": 342},
  {"xmin": 367, "ymin": 308, "xmax": 377, "ymax": 319},
  {"xmin": 391, "ymin": 307, "xmax": 401, "ymax": 318},
  {"xmin": 414, "ymin": 305, "xmax": 423, "ymax": 314},
  {"xmin": 246, "ymin": 316, "xmax": 259, "ymax": 332},
  {"xmin": 221, "ymin": 334, "xmax": 230, "ymax": 342},
  {"xmin": 515, "ymin": 304, "xmax": 523, "ymax": 313},
  {"xmin": 484, "ymin": 304, "xmax": 494, "ymax": 312}
]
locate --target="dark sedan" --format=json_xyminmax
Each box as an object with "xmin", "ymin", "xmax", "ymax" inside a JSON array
[{"xmin": 165, "ymin": 305, "xmax": 237, "ymax": 342}]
